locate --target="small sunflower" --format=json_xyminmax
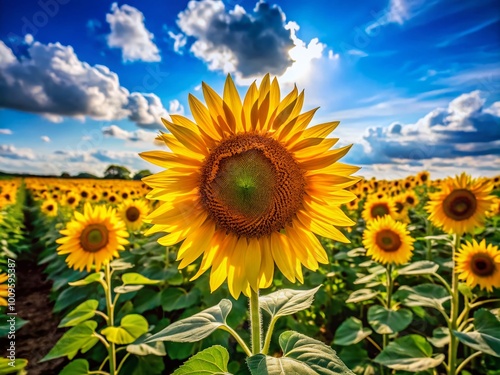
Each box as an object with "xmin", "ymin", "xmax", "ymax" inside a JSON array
[
  {"xmin": 426, "ymin": 173, "xmax": 494, "ymax": 234},
  {"xmin": 456, "ymin": 239, "xmax": 500, "ymax": 292},
  {"xmin": 118, "ymin": 199, "xmax": 149, "ymax": 231},
  {"xmin": 56, "ymin": 203, "xmax": 129, "ymax": 272},
  {"xmin": 41, "ymin": 199, "xmax": 58, "ymax": 217},
  {"xmin": 404, "ymin": 191, "xmax": 418, "ymax": 208},
  {"xmin": 0, "ymin": 273, "xmax": 8, "ymax": 306},
  {"xmin": 362, "ymin": 195, "xmax": 396, "ymax": 222},
  {"xmin": 363, "ymin": 215, "xmax": 415, "ymax": 265},
  {"xmin": 140, "ymin": 74, "xmax": 359, "ymax": 298},
  {"xmin": 63, "ymin": 192, "xmax": 80, "ymax": 208},
  {"xmin": 417, "ymin": 171, "xmax": 430, "ymax": 185}
]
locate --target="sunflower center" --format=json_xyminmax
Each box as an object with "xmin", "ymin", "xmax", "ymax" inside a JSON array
[
  {"xmin": 406, "ymin": 196, "xmax": 415, "ymax": 205},
  {"xmin": 470, "ymin": 253, "xmax": 496, "ymax": 277},
  {"xmin": 47, "ymin": 204, "xmax": 54, "ymax": 211},
  {"xmin": 126, "ymin": 206, "xmax": 141, "ymax": 222},
  {"xmin": 371, "ymin": 203, "xmax": 389, "ymax": 218},
  {"xmin": 68, "ymin": 197, "xmax": 75, "ymax": 204},
  {"xmin": 443, "ymin": 189, "xmax": 477, "ymax": 221},
  {"xmin": 375, "ymin": 229, "xmax": 402, "ymax": 252},
  {"xmin": 80, "ymin": 224, "xmax": 109, "ymax": 253},
  {"xmin": 395, "ymin": 202, "xmax": 404, "ymax": 214},
  {"xmin": 200, "ymin": 133, "xmax": 305, "ymax": 238}
]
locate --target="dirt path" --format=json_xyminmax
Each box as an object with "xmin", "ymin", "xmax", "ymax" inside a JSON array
[{"xmin": 2, "ymin": 259, "xmax": 66, "ymax": 374}]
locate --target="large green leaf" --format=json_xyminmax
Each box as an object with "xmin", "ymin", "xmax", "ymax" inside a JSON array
[
  {"xmin": 247, "ymin": 331, "xmax": 354, "ymax": 375},
  {"xmin": 110, "ymin": 259, "xmax": 134, "ymax": 270},
  {"xmin": 333, "ymin": 317, "xmax": 372, "ymax": 346},
  {"xmin": 59, "ymin": 359, "xmax": 90, "ymax": 375},
  {"xmin": 428, "ymin": 327, "xmax": 450, "ymax": 348},
  {"xmin": 69, "ymin": 272, "xmax": 104, "ymax": 286},
  {"xmin": 42, "ymin": 321, "xmax": 98, "ymax": 361},
  {"xmin": 368, "ymin": 305, "xmax": 413, "ymax": 334},
  {"xmin": 161, "ymin": 287, "xmax": 201, "ymax": 312},
  {"xmin": 127, "ymin": 334, "xmax": 167, "ymax": 356},
  {"xmin": 101, "ymin": 314, "xmax": 149, "ymax": 344},
  {"xmin": 114, "ymin": 284, "xmax": 144, "ymax": 294},
  {"xmin": 173, "ymin": 345, "xmax": 231, "ymax": 375},
  {"xmin": 0, "ymin": 358, "xmax": 28, "ymax": 374},
  {"xmin": 259, "ymin": 286, "xmax": 321, "ymax": 319},
  {"xmin": 454, "ymin": 309, "xmax": 500, "ymax": 357},
  {"xmin": 346, "ymin": 289, "xmax": 379, "ymax": 304},
  {"xmin": 59, "ymin": 300, "xmax": 99, "ymax": 327},
  {"xmin": 145, "ymin": 300, "xmax": 232, "ymax": 343},
  {"xmin": 399, "ymin": 284, "xmax": 450, "ymax": 311},
  {"xmin": 354, "ymin": 266, "xmax": 385, "ymax": 285},
  {"xmin": 122, "ymin": 273, "xmax": 161, "ymax": 285},
  {"xmin": 374, "ymin": 334, "xmax": 444, "ymax": 371},
  {"xmin": 397, "ymin": 261, "xmax": 439, "ymax": 276}
]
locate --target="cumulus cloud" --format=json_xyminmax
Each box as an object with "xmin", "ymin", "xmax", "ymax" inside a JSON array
[
  {"xmin": 0, "ymin": 144, "xmax": 35, "ymax": 160},
  {"xmin": 106, "ymin": 3, "xmax": 161, "ymax": 62},
  {"xmin": 0, "ymin": 129, "xmax": 13, "ymax": 135},
  {"xmin": 168, "ymin": 31, "xmax": 187, "ymax": 53},
  {"xmin": 0, "ymin": 40, "xmax": 168, "ymax": 129},
  {"xmin": 174, "ymin": 0, "xmax": 325, "ymax": 82},
  {"xmin": 102, "ymin": 124, "xmax": 156, "ymax": 142},
  {"xmin": 41, "ymin": 135, "xmax": 51, "ymax": 143},
  {"xmin": 347, "ymin": 91, "xmax": 500, "ymax": 165},
  {"xmin": 168, "ymin": 99, "xmax": 184, "ymax": 115}
]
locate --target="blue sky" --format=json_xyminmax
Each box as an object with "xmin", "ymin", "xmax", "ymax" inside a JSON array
[{"xmin": 0, "ymin": 0, "xmax": 499, "ymax": 178}]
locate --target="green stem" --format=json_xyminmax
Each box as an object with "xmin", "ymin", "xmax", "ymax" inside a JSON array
[
  {"xmin": 116, "ymin": 353, "xmax": 131, "ymax": 375},
  {"xmin": 262, "ymin": 317, "xmax": 277, "ymax": 355},
  {"xmin": 455, "ymin": 351, "xmax": 482, "ymax": 374},
  {"xmin": 219, "ymin": 326, "xmax": 252, "ymax": 357},
  {"xmin": 382, "ymin": 265, "xmax": 394, "ymax": 375},
  {"xmin": 104, "ymin": 263, "xmax": 117, "ymax": 375},
  {"xmin": 448, "ymin": 234, "xmax": 461, "ymax": 375},
  {"xmin": 249, "ymin": 288, "xmax": 262, "ymax": 355}
]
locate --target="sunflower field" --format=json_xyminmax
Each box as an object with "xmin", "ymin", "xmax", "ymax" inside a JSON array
[{"xmin": 1, "ymin": 76, "xmax": 500, "ymax": 375}]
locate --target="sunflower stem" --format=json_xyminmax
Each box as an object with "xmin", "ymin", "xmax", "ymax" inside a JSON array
[
  {"xmin": 262, "ymin": 317, "xmax": 277, "ymax": 355},
  {"xmin": 104, "ymin": 263, "xmax": 117, "ymax": 375},
  {"xmin": 382, "ymin": 264, "xmax": 394, "ymax": 375},
  {"xmin": 447, "ymin": 234, "xmax": 461, "ymax": 375},
  {"xmin": 249, "ymin": 288, "xmax": 262, "ymax": 355}
]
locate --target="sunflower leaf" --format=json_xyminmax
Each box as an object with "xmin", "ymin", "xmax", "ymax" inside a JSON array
[
  {"xmin": 399, "ymin": 284, "xmax": 450, "ymax": 311},
  {"xmin": 368, "ymin": 305, "xmax": 413, "ymax": 334},
  {"xmin": 127, "ymin": 334, "xmax": 167, "ymax": 356},
  {"xmin": 59, "ymin": 299, "xmax": 99, "ymax": 327},
  {"xmin": 453, "ymin": 309, "xmax": 500, "ymax": 357},
  {"xmin": 259, "ymin": 286, "xmax": 321, "ymax": 319},
  {"xmin": 41, "ymin": 321, "xmax": 98, "ymax": 361},
  {"xmin": 101, "ymin": 314, "xmax": 149, "ymax": 345},
  {"xmin": 109, "ymin": 259, "xmax": 134, "ymax": 271},
  {"xmin": 397, "ymin": 261, "xmax": 439, "ymax": 276},
  {"xmin": 173, "ymin": 345, "xmax": 231, "ymax": 375},
  {"xmin": 144, "ymin": 299, "xmax": 232, "ymax": 343},
  {"xmin": 374, "ymin": 334, "xmax": 445, "ymax": 371},
  {"xmin": 114, "ymin": 284, "xmax": 144, "ymax": 294},
  {"xmin": 346, "ymin": 289, "xmax": 379, "ymax": 304},
  {"xmin": 122, "ymin": 272, "xmax": 161, "ymax": 285},
  {"xmin": 334, "ymin": 317, "xmax": 372, "ymax": 346},
  {"xmin": 247, "ymin": 331, "xmax": 354, "ymax": 375},
  {"xmin": 69, "ymin": 272, "xmax": 104, "ymax": 286},
  {"xmin": 59, "ymin": 359, "xmax": 90, "ymax": 375}
]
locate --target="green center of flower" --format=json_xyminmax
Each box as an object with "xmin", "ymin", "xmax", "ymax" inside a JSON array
[
  {"xmin": 370, "ymin": 203, "xmax": 389, "ymax": 218},
  {"xmin": 200, "ymin": 134, "xmax": 305, "ymax": 238},
  {"xmin": 443, "ymin": 189, "xmax": 477, "ymax": 221},
  {"xmin": 80, "ymin": 224, "xmax": 109, "ymax": 253},
  {"xmin": 126, "ymin": 206, "xmax": 141, "ymax": 222},
  {"xmin": 375, "ymin": 229, "xmax": 402, "ymax": 252},
  {"xmin": 471, "ymin": 253, "xmax": 495, "ymax": 277}
]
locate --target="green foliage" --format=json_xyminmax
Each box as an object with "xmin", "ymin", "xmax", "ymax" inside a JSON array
[{"xmin": 173, "ymin": 345, "xmax": 230, "ymax": 375}]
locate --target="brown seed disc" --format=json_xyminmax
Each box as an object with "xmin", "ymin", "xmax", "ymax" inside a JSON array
[
  {"xmin": 199, "ymin": 133, "xmax": 306, "ymax": 238},
  {"xmin": 375, "ymin": 229, "xmax": 402, "ymax": 252},
  {"xmin": 80, "ymin": 224, "xmax": 109, "ymax": 253},
  {"xmin": 126, "ymin": 206, "xmax": 141, "ymax": 222},
  {"xmin": 443, "ymin": 189, "xmax": 477, "ymax": 221},
  {"xmin": 470, "ymin": 253, "xmax": 496, "ymax": 277},
  {"xmin": 370, "ymin": 203, "xmax": 389, "ymax": 218}
]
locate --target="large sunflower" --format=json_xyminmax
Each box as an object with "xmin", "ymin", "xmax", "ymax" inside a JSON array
[
  {"xmin": 118, "ymin": 199, "xmax": 149, "ymax": 231},
  {"xmin": 363, "ymin": 215, "xmax": 415, "ymax": 265},
  {"xmin": 140, "ymin": 74, "xmax": 359, "ymax": 298},
  {"xmin": 426, "ymin": 173, "xmax": 494, "ymax": 234},
  {"xmin": 56, "ymin": 203, "xmax": 129, "ymax": 272},
  {"xmin": 455, "ymin": 239, "xmax": 500, "ymax": 292}
]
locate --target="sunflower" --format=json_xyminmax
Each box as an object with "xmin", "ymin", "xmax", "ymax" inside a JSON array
[
  {"xmin": 63, "ymin": 192, "xmax": 80, "ymax": 208},
  {"xmin": 118, "ymin": 199, "xmax": 149, "ymax": 231},
  {"xmin": 361, "ymin": 195, "xmax": 396, "ymax": 222},
  {"xmin": 417, "ymin": 171, "xmax": 430, "ymax": 185},
  {"xmin": 41, "ymin": 199, "xmax": 58, "ymax": 217},
  {"xmin": 455, "ymin": 239, "xmax": 500, "ymax": 292},
  {"xmin": 140, "ymin": 74, "xmax": 359, "ymax": 298},
  {"xmin": 0, "ymin": 273, "xmax": 8, "ymax": 306},
  {"xmin": 426, "ymin": 173, "xmax": 494, "ymax": 234},
  {"xmin": 56, "ymin": 203, "xmax": 129, "ymax": 272},
  {"xmin": 363, "ymin": 215, "xmax": 415, "ymax": 265},
  {"xmin": 404, "ymin": 191, "xmax": 419, "ymax": 208}
]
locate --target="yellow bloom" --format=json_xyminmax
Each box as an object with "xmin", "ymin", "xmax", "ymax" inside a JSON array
[
  {"xmin": 456, "ymin": 239, "xmax": 500, "ymax": 292},
  {"xmin": 0, "ymin": 273, "xmax": 9, "ymax": 306},
  {"xmin": 362, "ymin": 215, "xmax": 415, "ymax": 265},
  {"xmin": 63, "ymin": 192, "xmax": 80, "ymax": 208},
  {"xmin": 41, "ymin": 199, "xmax": 58, "ymax": 217},
  {"xmin": 118, "ymin": 199, "xmax": 149, "ymax": 231},
  {"xmin": 361, "ymin": 195, "xmax": 396, "ymax": 222},
  {"xmin": 426, "ymin": 173, "xmax": 494, "ymax": 234},
  {"xmin": 140, "ymin": 74, "xmax": 359, "ymax": 298},
  {"xmin": 404, "ymin": 191, "xmax": 419, "ymax": 208},
  {"xmin": 56, "ymin": 203, "xmax": 129, "ymax": 272}
]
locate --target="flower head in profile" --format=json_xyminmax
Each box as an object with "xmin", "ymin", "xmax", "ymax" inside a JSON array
[
  {"xmin": 363, "ymin": 215, "xmax": 415, "ymax": 265},
  {"xmin": 56, "ymin": 203, "xmax": 129, "ymax": 272},
  {"xmin": 141, "ymin": 74, "xmax": 359, "ymax": 298},
  {"xmin": 426, "ymin": 173, "xmax": 494, "ymax": 234},
  {"xmin": 456, "ymin": 239, "xmax": 500, "ymax": 292}
]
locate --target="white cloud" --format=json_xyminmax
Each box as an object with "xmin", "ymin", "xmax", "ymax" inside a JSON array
[
  {"xmin": 168, "ymin": 31, "xmax": 187, "ymax": 53},
  {"xmin": 106, "ymin": 3, "xmax": 161, "ymax": 62},
  {"xmin": 0, "ymin": 144, "xmax": 35, "ymax": 160},
  {"xmin": 24, "ymin": 34, "xmax": 34, "ymax": 45},
  {"xmin": 168, "ymin": 99, "xmax": 184, "ymax": 115},
  {"xmin": 102, "ymin": 124, "xmax": 156, "ymax": 142},
  {"xmin": 0, "ymin": 129, "xmax": 13, "ymax": 135},
  {"xmin": 0, "ymin": 40, "xmax": 169, "ymax": 129},
  {"xmin": 41, "ymin": 135, "xmax": 51, "ymax": 143}
]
